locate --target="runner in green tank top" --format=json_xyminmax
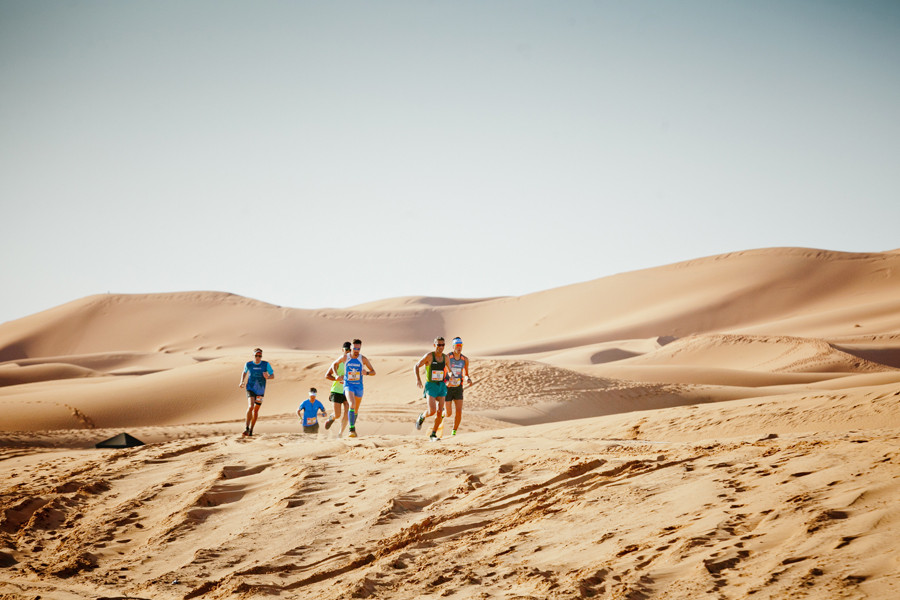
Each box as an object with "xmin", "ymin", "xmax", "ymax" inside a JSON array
[
  {"xmin": 414, "ymin": 337, "xmax": 450, "ymax": 441},
  {"xmin": 324, "ymin": 341, "xmax": 352, "ymax": 436}
]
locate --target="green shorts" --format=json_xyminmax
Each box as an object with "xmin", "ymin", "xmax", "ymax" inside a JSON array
[{"xmin": 424, "ymin": 381, "xmax": 448, "ymax": 398}]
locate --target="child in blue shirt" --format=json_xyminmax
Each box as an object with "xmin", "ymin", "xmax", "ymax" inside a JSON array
[{"xmin": 298, "ymin": 388, "xmax": 327, "ymax": 434}]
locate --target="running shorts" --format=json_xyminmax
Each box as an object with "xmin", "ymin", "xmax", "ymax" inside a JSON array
[
  {"xmin": 424, "ymin": 381, "xmax": 448, "ymax": 398},
  {"xmin": 344, "ymin": 382, "xmax": 364, "ymax": 398},
  {"xmin": 446, "ymin": 385, "xmax": 463, "ymax": 401}
]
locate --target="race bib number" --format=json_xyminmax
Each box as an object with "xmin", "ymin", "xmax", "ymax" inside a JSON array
[
  {"xmin": 431, "ymin": 370, "xmax": 444, "ymax": 382},
  {"xmin": 347, "ymin": 371, "xmax": 361, "ymax": 382},
  {"xmin": 305, "ymin": 417, "xmax": 317, "ymax": 426},
  {"xmin": 449, "ymin": 367, "xmax": 462, "ymax": 386}
]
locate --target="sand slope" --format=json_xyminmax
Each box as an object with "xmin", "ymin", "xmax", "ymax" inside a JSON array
[
  {"xmin": 1, "ymin": 421, "xmax": 898, "ymax": 599},
  {"xmin": 1, "ymin": 247, "xmax": 899, "ymax": 599}
]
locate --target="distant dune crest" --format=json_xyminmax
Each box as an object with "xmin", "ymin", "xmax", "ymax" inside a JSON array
[{"xmin": 1, "ymin": 247, "xmax": 899, "ymax": 362}]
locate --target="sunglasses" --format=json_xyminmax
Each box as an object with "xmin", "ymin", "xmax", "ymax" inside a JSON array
[
  {"xmin": 436, "ymin": 343, "xmax": 445, "ymax": 347},
  {"xmin": 255, "ymin": 353, "xmax": 262, "ymax": 357}
]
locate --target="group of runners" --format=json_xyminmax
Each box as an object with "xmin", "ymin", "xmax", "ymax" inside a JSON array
[{"xmin": 238, "ymin": 337, "xmax": 471, "ymax": 441}]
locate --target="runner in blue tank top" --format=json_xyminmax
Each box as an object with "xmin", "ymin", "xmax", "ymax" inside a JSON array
[
  {"xmin": 344, "ymin": 354, "xmax": 364, "ymax": 391},
  {"xmin": 327, "ymin": 338, "xmax": 375, "ymax": 438}
]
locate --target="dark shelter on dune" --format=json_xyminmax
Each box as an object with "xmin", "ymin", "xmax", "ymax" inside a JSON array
[{"xmin": 95, "ymin": 433, "xmax": 145, "ymax": 448}]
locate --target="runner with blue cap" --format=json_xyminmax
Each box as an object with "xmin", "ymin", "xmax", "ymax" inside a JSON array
[{"xmin": 444, "ymin": 337, "xmax": 471, "ymax": 436}]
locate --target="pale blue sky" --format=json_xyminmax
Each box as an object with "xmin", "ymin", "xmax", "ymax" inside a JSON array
[{"xmin": 2, "ymin": 1, "xmax": 898, "ymax": 324}]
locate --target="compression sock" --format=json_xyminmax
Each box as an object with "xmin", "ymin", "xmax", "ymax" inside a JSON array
[{"xmin": 349, "ymin": 409, "xmax": 357, "ymax": 428}]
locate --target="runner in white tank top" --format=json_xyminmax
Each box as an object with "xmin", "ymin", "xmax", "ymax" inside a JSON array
[{"xmin": 444, "ymin": 337, "xmax": 471, "ymax": 436}]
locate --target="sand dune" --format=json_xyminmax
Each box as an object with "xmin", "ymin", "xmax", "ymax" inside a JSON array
[
  {"xmin": 1, "ymin": 247, "xmax": 899, "ymax": 599},
  {"xmin": 0, "ymin": 362, "xmax": 100, "ymax": 387},
  {"xmin": 3, "ymin": 247, "xmax": 900, "ymax": 362},
  {"xmin": 832, "ymin": 341, "xmax": 900, "ymax": 369},
  {"xmin": 616, "ymin": 334, "xmax": 883, "ymax": 371}
]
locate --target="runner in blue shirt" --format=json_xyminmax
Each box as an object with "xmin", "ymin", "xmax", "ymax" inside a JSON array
[
  {"xmin": 297, "ymin": 388, "xmax": 327, "ymax": 434},
  {"xmin": 239, "ymin": 348, "xmax": 274, "ymax": 436}
]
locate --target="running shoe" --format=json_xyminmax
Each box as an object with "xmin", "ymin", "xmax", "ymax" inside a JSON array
[
  {"xmin": 348, "ymin": 429, "xmax": 358, "ymax": 438},
  {"xmin": 324, "ymin": 416, "xmax": 335, "ymax": 430},
  {"xmin": 429, "ymin": 432, "xmax": 438, "ymax": 442},
  {"xmin": 415, "ymin": 414, "xmax": 425, "ymax": 430},
  {"xmin": 451, "ymin": 430, "xmax": 457, "ymax": 436}
]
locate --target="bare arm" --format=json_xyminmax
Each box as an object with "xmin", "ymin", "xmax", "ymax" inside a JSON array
[
  {"xmin": 362, "ymin": 355, "xmax": 376, "ymax": 376},
  {"xmin": 414, "ymin": 354, "xmax": 429, "ymax": 387},
  {"xmin": 325, "ymin": 355, "xmax": 346, "ymax": 381}
]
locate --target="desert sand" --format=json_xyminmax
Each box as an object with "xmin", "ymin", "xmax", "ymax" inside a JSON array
[{"xmin": 1, "ymin": 247, "xmax": 899, "ymax": 599}]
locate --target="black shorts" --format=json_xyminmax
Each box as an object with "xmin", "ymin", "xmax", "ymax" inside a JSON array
[
  {"xmin": 247, "ymin": 393, "xmax": 264, "ymax": 404},
  {"xmin": 329, "ymin": 392, "xmax": 347, "ymax": 404},
  {"xmin": 303, "ymin": 424, "xmax": 320, "ymax": 434},
  {"xmin": 446, "ymin": 386, "xmax": 463, "ymax": 401}
]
